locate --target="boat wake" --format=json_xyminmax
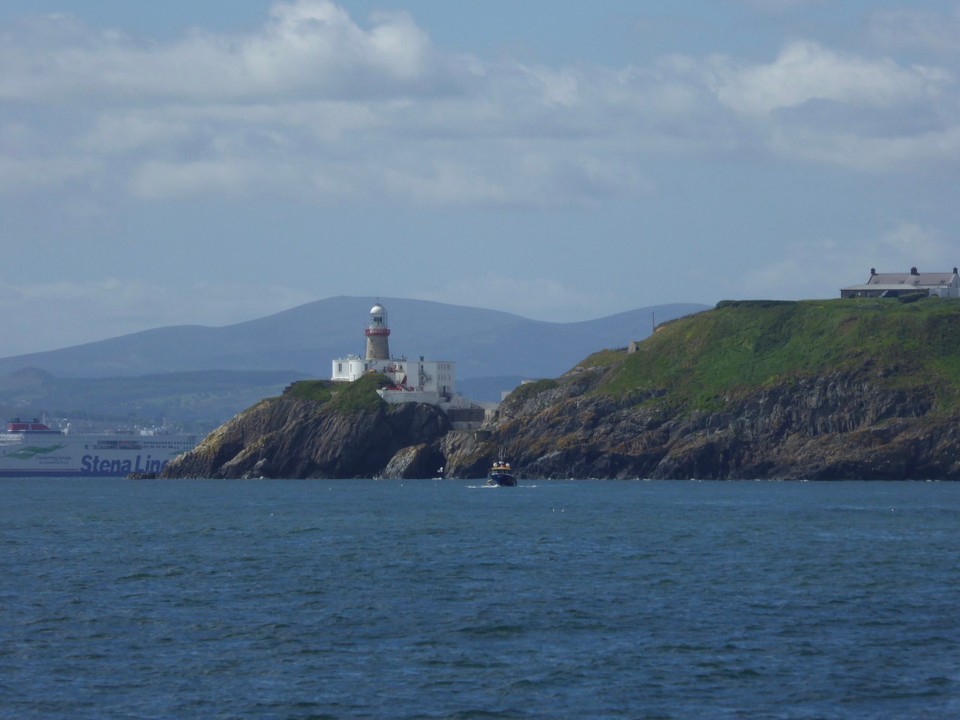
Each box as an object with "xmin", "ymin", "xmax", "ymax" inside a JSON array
[{"xmin": 467, "ymin": 483, "xmax": 536, "ymax": 489}]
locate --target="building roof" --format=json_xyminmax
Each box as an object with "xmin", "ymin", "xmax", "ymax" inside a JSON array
[
  {"xmin": 867, "ymin": 272, "xmax": 956, "ymax": 287},
  {"xmin": 842, "ymin": 283, "xmax": 928, "ymax": 292}
]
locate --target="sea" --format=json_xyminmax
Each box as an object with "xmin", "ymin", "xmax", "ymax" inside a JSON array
[{"xmin": 1, "ymin": 478, "xmax": 958, "ymax": 720}]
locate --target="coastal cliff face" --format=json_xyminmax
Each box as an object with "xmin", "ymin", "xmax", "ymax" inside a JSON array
[
  {"xmin": 445, "ymin": 368, "xmax": 960, "ymax": 480},
  {"xmin": 163, "ymin": 375, "xmax": 449, "ymax": 479},
  {"xmin": 448, "ymin": 299, "xmax": 960, "ymax": 480},
  {"xmin": 165, "ymin": 299, "xmax": 960, "ymax": 480}
]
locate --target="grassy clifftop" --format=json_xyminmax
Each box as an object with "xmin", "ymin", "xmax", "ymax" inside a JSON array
[
  {"xmin": 579, "ymin": 298, "xmax": 960, "ymax": 414},
  {"xmin": 283, "ymin": 373, "xmax": 391, "ymax": 412}
]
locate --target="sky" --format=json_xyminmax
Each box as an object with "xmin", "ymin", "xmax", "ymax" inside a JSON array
[{"xmin": 2, "ymin": 1, "xmax": 959, "ymax": 356}]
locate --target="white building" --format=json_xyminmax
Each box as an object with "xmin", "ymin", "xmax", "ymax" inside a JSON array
[
  {"xmin": 840, "ymin": 267, "xmax": 960, "ymax": 299},
  {"xmin": 331, "ymin": 303, "xmax": 470, "ymax": 408}
]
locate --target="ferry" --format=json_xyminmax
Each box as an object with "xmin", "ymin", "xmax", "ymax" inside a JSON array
[{"xmin": 0, "ymin": 418, "xmax": 198, "ymax": 478}]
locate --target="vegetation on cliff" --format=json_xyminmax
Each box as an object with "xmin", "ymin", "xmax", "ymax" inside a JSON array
[
  {"xmin": 591, "ymin": 298, "xmax": 960, "ymax": 414},
  {"xmin": 284, "ymin": 374, "xmax": 391, "ymax": 411}
]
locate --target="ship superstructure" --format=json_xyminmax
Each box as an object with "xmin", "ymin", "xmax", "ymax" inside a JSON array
[{"xmin": 0, "ymin": 418, "xmax": 198, "ymax": 477}]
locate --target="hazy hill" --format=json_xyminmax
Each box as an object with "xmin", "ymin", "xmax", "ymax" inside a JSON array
[
  {"xmin": 0, "ymin": 297, "xmax": 707, "ymax": 423},
  {"xmin": 0, "ymin": 297, "xmax": 705, "ymax": 380},
  {"xmin": 0, "ymin": 367, "xmax": 308, "ymax": 430}
]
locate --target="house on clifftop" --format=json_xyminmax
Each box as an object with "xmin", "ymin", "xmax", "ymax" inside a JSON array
[{"xmin": 840, "ymin": 267, "xmax": 960, "ymax": 299}]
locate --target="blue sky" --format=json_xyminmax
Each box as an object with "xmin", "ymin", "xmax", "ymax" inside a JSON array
[{"xmin": 2, "ymin": 1, "xmax": 959, "ymax": 356}]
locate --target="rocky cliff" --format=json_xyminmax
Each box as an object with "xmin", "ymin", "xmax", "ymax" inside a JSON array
[
  {"xmin": 162, "ymin": 374, "xmax": 449, "ymax": 479},
  {"xmin": 451, "ymin": 367, "xmax": 960, "ymax": 480},
  {"xmin": 164, "ymin": 298, "xmax": 960, "ymax": 480}
]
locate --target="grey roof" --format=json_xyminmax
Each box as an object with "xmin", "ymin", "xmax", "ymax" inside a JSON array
[
  {"xmin": 868, "ymin": 272, "xmax": 956, "ymax": 286},
  {"xmin": 842, "ymin": 283, "xmax": 929, "ymax": 292}
]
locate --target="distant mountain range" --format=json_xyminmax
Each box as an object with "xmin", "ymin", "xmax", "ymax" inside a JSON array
[{"xmin": 0, "ymin": 296, "xmax": 708, "ymax": 427}]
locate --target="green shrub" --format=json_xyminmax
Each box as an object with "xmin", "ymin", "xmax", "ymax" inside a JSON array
[
  {"xmin": 285, "ymin": 381, "xmax": 335, "ymax": 403},
  {"xmin": 325, "ymin": 373, "xmax": 390, "ymax": 413}
]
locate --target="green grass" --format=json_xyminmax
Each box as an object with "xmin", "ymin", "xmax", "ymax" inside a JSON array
[
  {"xmin": 285, "ymin": 380, "xmax": 335, "ymax": 403},
  {"xmin": 576, "ymin": 349, "xmax": 628, "ymax": 371},
  {"xmin": 286, "ymin": 374, "xmax": 391, "ymax": 413},
  {"xmin": 592, "ymin": 298, "xmax": 960, "ymax": 413},
  {"xmin": 324, "ymin": 373, "xmax": 390, "ymax": 413},
  {"xmin": 508, "ymin": 378, "xmax": 559, "ymax": 403}
]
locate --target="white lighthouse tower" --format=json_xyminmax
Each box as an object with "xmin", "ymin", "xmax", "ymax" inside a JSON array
[{"xmin": 365, "ymin": 303, "xmax": 390, "ymax": 360}]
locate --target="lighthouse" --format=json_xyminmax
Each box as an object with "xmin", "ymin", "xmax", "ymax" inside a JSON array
[
  {"xmin": 331, "ymin": 302, "xmax": 470, "ymax": 412},
  {"xmin": 365, "ymin": 303, "xmax": 390, "ymax": 360}
]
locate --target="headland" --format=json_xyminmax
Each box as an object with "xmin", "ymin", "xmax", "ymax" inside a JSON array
[{"xmin": 162, "ymin": 297, "xmax": 960, "ymax": 480}]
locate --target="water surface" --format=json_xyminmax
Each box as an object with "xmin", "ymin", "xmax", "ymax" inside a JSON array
[{"xmin": 2, "ymin": 479, "xmax": 958, "ymax": 719}]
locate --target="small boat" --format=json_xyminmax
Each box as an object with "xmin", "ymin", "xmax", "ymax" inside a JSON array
[{"xmin": 486, "ymin": 457, "xmax": 517, "ymax": 487}]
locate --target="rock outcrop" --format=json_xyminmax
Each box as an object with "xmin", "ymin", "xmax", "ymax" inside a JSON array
[{"xmin": 163, "ymin": 386, "xmax": 450, "ymax": 479}]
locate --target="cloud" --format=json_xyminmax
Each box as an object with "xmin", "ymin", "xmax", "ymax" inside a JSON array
[
  {"xmin": 740, "ymin": 222, "xmax": 958, "ymax": 300},
  {"xmin": 0, "ymin": 0, "xmax": 958, "ymax": 212},
  {"xmin": 879, "ymin": 222, "xmax": 954, "ymax": 267},
  {"xmin": 868, "ymin": 7, "xmax": 960, "ymax": 57},
  {"xmin": 0, "ymin": 0, "xmax": 441, "ymax": 104},
  {"xmin": 0, "ymin": 156, "xmax": 99, "ymax": 193},
  {"xmin": 735, "ymin": 0, "xmax": 827, "ymax": 10},
  {"xmin": 708, "ymin": 41, "xmax": 950, "ymax": 116},
  {"xmin": 131, "ymin": 159, "xmax": 273, "ymax": 200},
  {"xmin": 699, "ymin": 40, "xmax": 958, "ymax": 170},
  {"xmin": 766, "ymin": 124, "xmax": 960, "ymax": 171}
]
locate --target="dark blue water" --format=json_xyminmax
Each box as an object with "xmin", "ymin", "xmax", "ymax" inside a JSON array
[{"xmin": 1, "ymin": 479, "xmax": 958, "ymax": 719}]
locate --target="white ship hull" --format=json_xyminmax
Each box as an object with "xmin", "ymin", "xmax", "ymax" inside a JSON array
[{"xmin": 0, "ymin": 425, "xmax": 197, "ymax": 478}]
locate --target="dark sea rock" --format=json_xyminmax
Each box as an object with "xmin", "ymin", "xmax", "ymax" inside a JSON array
[{"xmin": 380, "ymin": 443, "xmax": 445, "ymax": 479}]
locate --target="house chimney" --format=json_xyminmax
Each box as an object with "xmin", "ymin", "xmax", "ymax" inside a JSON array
[
  {"xmin": 870, "ymin": 268, "xmax": 876, "ymax": 276},
  {"xmin": 954, "ymin": 267, "xmax": 958, "ymax": 275},
  {"xmin": 910, "ymin": 266, "xmax": 919, "ymax": 275}
]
